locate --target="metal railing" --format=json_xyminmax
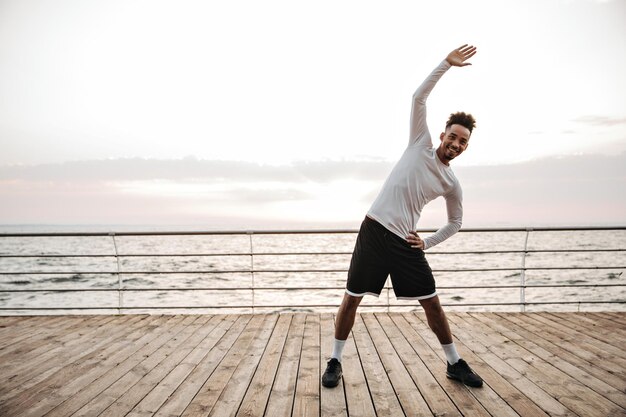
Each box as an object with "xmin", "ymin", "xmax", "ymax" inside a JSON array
[{"xmin": 0, "ymin": 226, "xmax": 624, "ymax": 314}]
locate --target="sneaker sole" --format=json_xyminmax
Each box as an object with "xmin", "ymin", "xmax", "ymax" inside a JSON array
[{"xmin": 322, "ymin": 375, "xmax": 342, "ymax": 388}]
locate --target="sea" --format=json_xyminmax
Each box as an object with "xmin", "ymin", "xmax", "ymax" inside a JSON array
[{"xmin": 0, "ymin": 225, "xmax": 624, "ymax": 314}]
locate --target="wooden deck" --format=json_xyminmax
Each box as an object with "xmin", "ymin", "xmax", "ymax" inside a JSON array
[{"xmin": 0, "ymin": 312, "xmax": 624, "ymax": 417}]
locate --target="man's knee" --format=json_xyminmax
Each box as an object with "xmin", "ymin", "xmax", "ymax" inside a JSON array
[
  {"xmin": 340, "ymin": 293, "xmax": 363, "ymax": 312},
  {"xmin": 419, "ymin": 295, "xmax": 444, "ymax": 315}
]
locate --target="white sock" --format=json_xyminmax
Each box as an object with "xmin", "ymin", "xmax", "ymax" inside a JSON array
[
  {"xmin": 331, "ymin": 338, "xmax": 346, "ymax": 362},
  {"xmin": 442, "ymin": 342, "xmax": 461, "ymax": 365}
]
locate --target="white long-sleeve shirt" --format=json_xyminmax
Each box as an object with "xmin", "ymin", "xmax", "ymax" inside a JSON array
[{"xmin": 367, "ymin": 59, "xmax": 462, "ymax": 250}]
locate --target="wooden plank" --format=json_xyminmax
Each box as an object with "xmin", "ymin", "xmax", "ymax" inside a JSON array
[
  {"xmin": 96, "ymin": 315, "xmax": 217, "ymax": 417},
  {"xmin": 538, "ymin": 312, "xmax": 626, "ymax": 355},
  {"xmin": 532, "ymin": 313, "xmax": 626, "ymax": 363},
  {"xmin": 595, "ymin": 312, "xmax": 626, "ymax": 327},
  {"xmin": 1, "ymin": 312, "xmax": 625, "ymax": 417},
  {"xmin": 19, "ymin": 315, "xmax": 199, "ymax": 417},
  {"xmin": 2, "ymin": 315, "xmax": 148, "ymax": 400},
  {"xmin": 0, "ymin": 315, "xmax": 35, "ymax": 338},
  {"xmin": 477, "ymin": 313, "xmax": 626, "ymax": 409},
  {"xmin": 440, "ymin": 313, "xmax": 551, "ymax": 417},
  {"xmin": 0, "ymin": 314, "xmax": 185, "ymax": 415},
  {"xmin": 0, "ymin": 315, "xmax": 69, "ymax": 339},
  {"xmin": 0, "ymin": 315, "xmax": 99, "ymax": 359},
  {"xmin": 408, "ymin": 312, "xmax": 519, "ymax": 417},
  {"xmin": 362, "ymin": 313, "xmax": 432, "ymax": 416},
  {"xmin": 546, "ymin": 312, "xmax": 626, "ymax": 342},
  {"xmin": 0, "ymin": 315, "xmax": 130, "ymax": 367},
  {"xmin": 542, "ymin": 312, "xmax": 626, "ymax": 358},
  {"xmin": 318, "ymin": 313, "xmax": 348, "ymax": 417},
  {"xmin": 0, "ymin": 315, "xmax": 149, "ymax": 401},
  {"xmin": 129, "ymin": 315, "xmax": 275, "ymax": 417},
  {"xmin": 573, "ymin": 313, "xmax": 626, "ymax": 335},
  {"xmin": 263, "ymin": 314, "xmax": 306, "ymax": 417},
  {"xmin": 512, "ymin": 354, "xmax": 623, "ymax": 417},
  {"xmin": 507, "ymin": 313, "xmax": 626, "ymax": 381},
  {"xmin": 455, "ymin": 313, "xmax": 623, "ymax": 417},
  {"xmin": 47, "ymin": 315, "xmax": 221, "ymax": 417},
  {"xmin": 0, "ymin": 315, "xmax": 32, "ymax": 330},
  {"xmin": 148, "ymin": 315, "xmax": 252, "ymax": 417},
  {"xmin": 0, "ymin": 315, "xmax": 83, "ymax": 349},
  {"xmin": 351, "ymin": 313, "xmax": 404, "ymax": 417},
  {"xmin": 401, "ymin": 313, "xmax": 492, "ymax": 417},
  {"xmin": 527, "ymin": 313, "xmax": 626, "ymax": 363},
  {"xmin": 0, "ymin": 316, "xmax": 100, "ymax": 380},
  {"xmin": 45, "ymin": 316, "xmax": 210, "ymax": 417},
  {"xmin": 292, "ymin": 314, "xmax": 320, "ymax": 417},
  {"xmin": 137, "ymin": 315, "xmax": 238, "ymax": 417},
  {"xmin": 0, "ymin": 315, "xmax": 46, "ymax": 344},
  {"xmin": 81, "ymin": 314, "xmax": 211, "ymax": 417},
  {"xmin": 445, "ymin": 313, "xmax": 576, "ymax": 417},
  {"xmin": 0, "ymin": 317, "xmax": 163, "ymax": 401},
  {"xmin": 180, "ymin": 314, "xmax": 272, "ymax": 417},
  {"xmin": 339, "ymin": 314, "xmax": 376, "ymax": 417},
  {"xmin": 206, "ymin": 314, "xmax": 280, "ymax": 417},
  {"xmin": 70, "ymin": 316, "xmax": 191, "ymax": 417},
  {"xmin": 495, "ymin": 313, "xmax": 626, "ymax": 392},
  {"xmin": 236, "ymin": 314, "xmax": 293, "ymax": 417},
  {"xmin": 381, "ymin": 313, "xmax": 462, "ymax": 417},
  {"xmin": 0, "ymin": 314, "xmax": 144, "ymax": 398}
]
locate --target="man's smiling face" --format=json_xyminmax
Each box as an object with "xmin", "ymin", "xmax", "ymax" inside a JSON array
[{"xmin": 437, "ymin": 124, "xmax": 470, "ymax": 165}]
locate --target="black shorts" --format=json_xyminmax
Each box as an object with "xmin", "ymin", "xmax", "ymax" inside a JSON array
[{"xmin": 346, "ymin": 216, "xmax": 436, "ymax": 300}]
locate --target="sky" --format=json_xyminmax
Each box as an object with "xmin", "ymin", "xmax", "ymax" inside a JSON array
[{"xmin": 1, "ymin": 0, "xmax": 625, "ymax": 229}]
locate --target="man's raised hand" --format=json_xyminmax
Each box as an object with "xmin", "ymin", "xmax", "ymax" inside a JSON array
[{"xmin": 446, "ymin": 44, "xmax": 477, "ymax": 67}]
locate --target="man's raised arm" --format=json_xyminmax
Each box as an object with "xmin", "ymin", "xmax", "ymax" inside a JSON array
[{"xmin": 409, "ymin": 45, "xmax": 477, "ymax": 144}]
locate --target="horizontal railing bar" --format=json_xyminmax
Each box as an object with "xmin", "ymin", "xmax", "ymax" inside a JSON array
[
  {"xmin": 1, "ymin": 226, "xmax": 623, "ymax": 313},
  {"xmin": 1, "ymin": 300, "xmax": 624, "ymax": 310},
  {"xmin": 1, "ymin": 283, "xmax": 624, "ymax": 292},
  {"xmin": 0, "ymin": 230, "xmax": 358, "ymax": 237},
  {"xmin": 1, "ymin": 248, "xmax": 624, "ymax": 259},
  {"xmin": 1, "ymin": 225, "xmax": 625, "ymax": 238},
  {"xmin": 1, "ymin": 266, "xmax": 624, "ymax": 275}
]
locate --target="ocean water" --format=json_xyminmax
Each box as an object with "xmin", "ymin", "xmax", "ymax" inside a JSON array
[{"xmin": 0, "ymin": 227, "xmax": 624, "ymax": 314}]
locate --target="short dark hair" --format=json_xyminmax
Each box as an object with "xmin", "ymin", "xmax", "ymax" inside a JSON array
[{"xmin": 446, "ymin": 112, "xmax": 476, "ymax": 134}]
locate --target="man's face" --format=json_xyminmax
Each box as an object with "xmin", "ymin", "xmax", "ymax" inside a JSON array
[{"xmin": 438, "ymin": 124, "xmax": 470, "ymax": 164}]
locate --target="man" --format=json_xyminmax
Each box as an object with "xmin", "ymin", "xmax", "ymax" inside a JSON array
[{"xmin": 322, "ymin": 44, "xmax": 483, "ymax": 388}]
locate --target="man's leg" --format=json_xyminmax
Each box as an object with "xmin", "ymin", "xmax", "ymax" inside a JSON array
[
  {"xmin": 419, "ymin": 295, "xmax": 483, "ymax": 387},
  {"xmin": 322, "ymin": 292, "xmax": 363, "ymax": 388},
  {"xmin": 419, "ymin": 295, "xmax": 461, "ymax": 364},
  {"xmin": 323, "ymin": 216, "xmax": 386, "ymax": 388},
  {"xmin": 419, "ymin": 295, "xmax": 454, "ymax": 344},
  {"xmin": 335, "ymin": 292, "xmax": 363, "ymax": 340}
]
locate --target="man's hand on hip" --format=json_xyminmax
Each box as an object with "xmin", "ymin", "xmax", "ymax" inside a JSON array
[{"xmin": 406, "ymin": 231, "xmax": 425, "ymax": 250}]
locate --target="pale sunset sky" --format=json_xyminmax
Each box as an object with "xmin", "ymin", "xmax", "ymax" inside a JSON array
[{"xmin": 1, "ymin": 0, "xmax": 625, "ymax": 229}]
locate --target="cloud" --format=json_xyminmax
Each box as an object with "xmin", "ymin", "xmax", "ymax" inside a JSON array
[
  {"xmin": 457, "ymin": 153, "xmax": 626, "ymax": 182},
  {"xmin": 0, "ymin": 157, "xmax": 394, "ymax": 184},
  {"xmin": 452, "ymin": 153, "xmax": 626, "ymax": 225},
  {"xmin": 0, "ymin": 154, "xmax": 624, "ymax": 227},
  {"xmin": 571, "ymin": 115, "xmax": 626, "ymax": 127},
  {"xmin": 112, "ymin": 180, "xmax": 314, "ymax": 202}
]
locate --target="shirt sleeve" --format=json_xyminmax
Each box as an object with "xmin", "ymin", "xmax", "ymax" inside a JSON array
[
  {"xmin": 423, "ymin": 184, "xmax": 463, "ymax": 250},
  {"xmin": 409, "ymin": 60, "xmax": 452, "ymax": 147}
]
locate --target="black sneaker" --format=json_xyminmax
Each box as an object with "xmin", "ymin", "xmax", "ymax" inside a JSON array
[
  {"xmin": 446, "ymin": 359, "xmax": 483, "ymax": 388},
  {"xmin": 322, "ymin": 358, "xmax": 342, "ymax": 388}
]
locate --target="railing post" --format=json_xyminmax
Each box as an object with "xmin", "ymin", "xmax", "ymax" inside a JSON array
[
  {"xmin": 110, "ymin": 233, "xmax": 123, "ymax": 314},
  {"xmin": 520, "ymin": 228, "xmax": 532, "ymax": 312},
  {"xmin": 248, "ymin": 232, "xmax": 255, "ymax": 314},
  {"xmin": 387, "ymin": 287, "xmax": 390, "ymax": 313}
]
